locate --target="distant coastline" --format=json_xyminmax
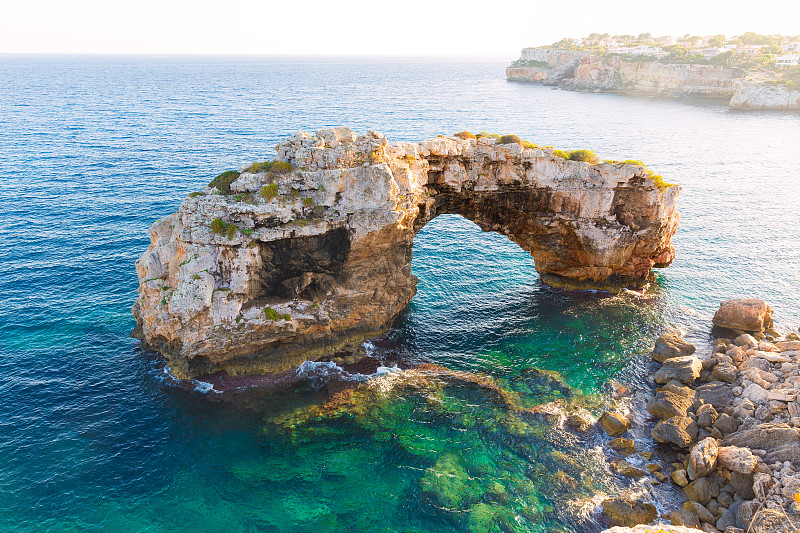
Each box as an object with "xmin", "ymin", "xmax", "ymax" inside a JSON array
[{"xmin": 507, "ymin": 32, "xmax": 800, "ymax": 110}]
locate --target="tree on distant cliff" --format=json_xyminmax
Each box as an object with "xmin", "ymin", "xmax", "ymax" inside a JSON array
[{"xmin": 708, "ymin": 35, "xmax": 726, "ymax": 47}]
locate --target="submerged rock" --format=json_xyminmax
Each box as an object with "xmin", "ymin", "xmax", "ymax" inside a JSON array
[{"xmin": 132, "ymin": 128, "xmax": 680, "ymax": 378}]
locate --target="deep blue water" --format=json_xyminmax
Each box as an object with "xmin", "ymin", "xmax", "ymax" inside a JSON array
[{"xmin": 1, "ymin": 55, "xmax": 799, "ymax": 532}]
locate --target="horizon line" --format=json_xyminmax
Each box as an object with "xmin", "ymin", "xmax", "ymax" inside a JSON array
[{"xmin": 0, "ymin": 51, "xmax": 514, "ymax": 60}]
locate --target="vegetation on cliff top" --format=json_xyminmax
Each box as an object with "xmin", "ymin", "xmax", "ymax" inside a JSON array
[
  {"xmin": 245, "ymin": 160, "xmax": 293, "ymax": 174},
  {"xmin": 540, "ymin": 32, "xmax": 800, "ymax": 72},
  {"xmin": 208, "ymin": 170, "xmax": 241, "ymax": 194},
  {"xmin": 207, "ymin": 161, "xmax": 294, "ymax": 195},
  {"xmin": 453, "ymin": 131, "xmax": 674, "ymax": 192}
]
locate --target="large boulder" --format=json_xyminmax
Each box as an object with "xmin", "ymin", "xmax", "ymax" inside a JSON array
[
  {"xmin": 712, "ymin": 299, "xmax": 774, "ymax": 333},
  {"xmin": 653, "ymin": 332, "xmax": 696, "ymax": 362},
  {"xmin": 602, "ymin": 495, "xmax": 657, "ymax": 527},
  {"xmin": 652, "ymin": 416, "xmax": 698, "ymax": 448},
  {"xmin": 687, "ymin": 437, "xmax": 718, "ymax": 480},
  {"xmin": 717, "ymin": 446, "xmax": 757, "ymax": 474},
  {"xmin": 647, "ymin": 390, "xmax": 694, "ymax": 419},
  {"xmin": 694, "ymin": 382, "xmax": 734, "ymax": 410},
  {"xmin": 655, "ymin": 356, "xmax": 702, "ymax": 384},
  {"xmin": 683, "ymin": 476, "xmax": 719, "ymax": 505},
  {"xmin": 723, "ymin": 423, "xmax": 800, "ymax": 463}
]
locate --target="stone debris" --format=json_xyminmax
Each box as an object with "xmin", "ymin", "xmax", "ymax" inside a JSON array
[{"xmin": 638, "ymin": 299, "xmax": 800, "ymax": 532}]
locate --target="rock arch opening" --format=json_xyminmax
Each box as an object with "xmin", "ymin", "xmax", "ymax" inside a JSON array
[{"xmin": 133, "ymin": 128, "xmax": 679, "ymax": 378}]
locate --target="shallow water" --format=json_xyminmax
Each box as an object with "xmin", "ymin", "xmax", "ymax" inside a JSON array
[{"xmin": 0, "ymin": 55, "xmax": 799, "ymax": 532}]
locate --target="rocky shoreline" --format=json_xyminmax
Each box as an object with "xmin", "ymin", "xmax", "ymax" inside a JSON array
[{"xmin": 598, "ymin": 298, "xmax": 800, "ymax": 533}]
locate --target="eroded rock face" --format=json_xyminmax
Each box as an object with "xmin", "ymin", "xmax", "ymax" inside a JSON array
[
  {"xmin": 133, "ymin": 128, "xmax": 680, "ymax": 378},
  {"xmin": 730, "ymin": 80, "xmax": 800, "ymax": 110}
]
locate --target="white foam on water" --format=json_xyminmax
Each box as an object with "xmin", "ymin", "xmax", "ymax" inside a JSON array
[
  {"xmin": 285, "ymin": 360, "xmax": 403, "ymax": 389},
  {"xmin": 192, "ymin": 380, "xmax": 216, "ymax": 394}
]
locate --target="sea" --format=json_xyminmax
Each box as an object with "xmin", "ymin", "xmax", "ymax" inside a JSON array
[{"xmin": 1, "ymin": 55, "xmax": 799, "ymax": 532}]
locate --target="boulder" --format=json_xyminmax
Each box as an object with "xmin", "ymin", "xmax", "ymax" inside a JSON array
[
  {"xmin": 743, "ymin": 508, "xmax": 786, "ymax": 533},
  {"xmin": 655, "ymin": 356, "xmax": 703, "ymax": 384},
  {"xmin": 711, "ymin": 363, "xmax": 737, "ymax": 383},
  {"xmin": 733, "ymin": 334, "xmax": 758, "ymax": 348},
  {"xmin": 695, "ymin": 382, "xmax": 734, "ymax": 410},
  {"xmin": 684, "ymin": 476, "xmax": 719, "ymax": 504},
  {"xmin": 683, "ymin": 501, "xmax": 715, "ymax": 524},
  {"xmin": 723, "ymin": 423, "xmax": 800, "ymax": 463},
  {"xmin": 648, "ymin": 390, "xmax": 694, "ymax": 420},
  {"xmin": 671, "ymin": 509, "xmax": 700, "ymax": 528},
  {"xmin": 567, "ymin": 411, "xmax": 593, "ymax": 433},
  {"xmin": 653, "ymin": 416, "xmax": 698, "ymax": 448},
  {"xmin": 672, "ymin": 468, "xmax": 690, "ymax": 486},
  {"xmin": 713, "ymin": 299, "xmax": 774, "ymax": 333},
  {"xmin": 599, "ymin": 411, "xmax": 630, "ymax": 437},
  {"xmin": 602, "ymin": 495, "xmax": 657, "ymax": 527},
  {"xmin": 654, "ymin": 333, "xmax": 697, "ymax": 362},
  {"xmin": 776, "ymin": 340, "xmax": 800, "ymax": 351},
  {"xmin": 696, "ymin": 404, "xmax": 719, "ymax": 428},
  {"xmin": 610, "ymin": 459, "xmax": 646, "ymax": 478},
  {"xmin": 715, "ymin": 500, "xmax": 741, "ymax": 531},
  {"xmin": 717, "ymin": 446, "xmax": 757, "ymax": 474},
  {"xmin": 688, "ymin": 438, "xmax": 719, "ymax": 480}
]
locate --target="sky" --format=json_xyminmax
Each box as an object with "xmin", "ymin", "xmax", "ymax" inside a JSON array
[{"xmin": 2, "ymin": 0, "xmax": 799, "ymax": 56}]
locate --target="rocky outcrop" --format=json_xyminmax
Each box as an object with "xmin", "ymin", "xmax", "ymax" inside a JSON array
[
  {"xmin": 133, "ymin": 127, "xmax": 679, "ymax": 378},
  {"xmin": 730, "ymin": 81, "xmax": 800, "ymax": 109},
  {"xmin": 506, "ymin": 48, "xmax": 586, "ymax": 84}
]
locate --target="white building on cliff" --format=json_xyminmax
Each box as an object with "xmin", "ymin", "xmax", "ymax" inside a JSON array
[{"xmin": 775, "ymin": 54, "xmax": 799, "ymax": 68}]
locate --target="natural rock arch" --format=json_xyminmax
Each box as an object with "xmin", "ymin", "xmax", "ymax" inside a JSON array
[{"xmin": 133, "ymin": 128, "xmax": 679, "ymax": 378}]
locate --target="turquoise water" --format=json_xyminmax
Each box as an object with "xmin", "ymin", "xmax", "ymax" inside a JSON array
[{"xmin": 1, "ymin": 55, "xmax": 799, "ymax": 532}]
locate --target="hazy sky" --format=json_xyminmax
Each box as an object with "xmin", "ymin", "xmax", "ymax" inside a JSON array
[{"xmin": 2, "ymin": 0, "xmax": 799, "ymax": 56}]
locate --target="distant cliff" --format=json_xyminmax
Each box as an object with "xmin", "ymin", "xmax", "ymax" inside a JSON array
[{"xmin": 507, "ymin": 48, "xmax": 800, "ymax": 109}]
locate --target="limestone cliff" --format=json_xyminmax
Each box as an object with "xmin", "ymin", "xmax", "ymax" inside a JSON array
[
  {"xmin": 133, "ymin": 128, "xmax": 680, "ymax": 378},
  {"xmin": 507, "ymin": 48, "xmax": 746, "ymax": 100},
  {"xmin": 730, "ymin": 80, "xmax": 800, "ymax": 109}
]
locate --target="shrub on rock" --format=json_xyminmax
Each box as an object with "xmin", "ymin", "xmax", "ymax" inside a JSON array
[{"xmin": 498, "ymin": 134, "xmax": 523, "ymax": 145}]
